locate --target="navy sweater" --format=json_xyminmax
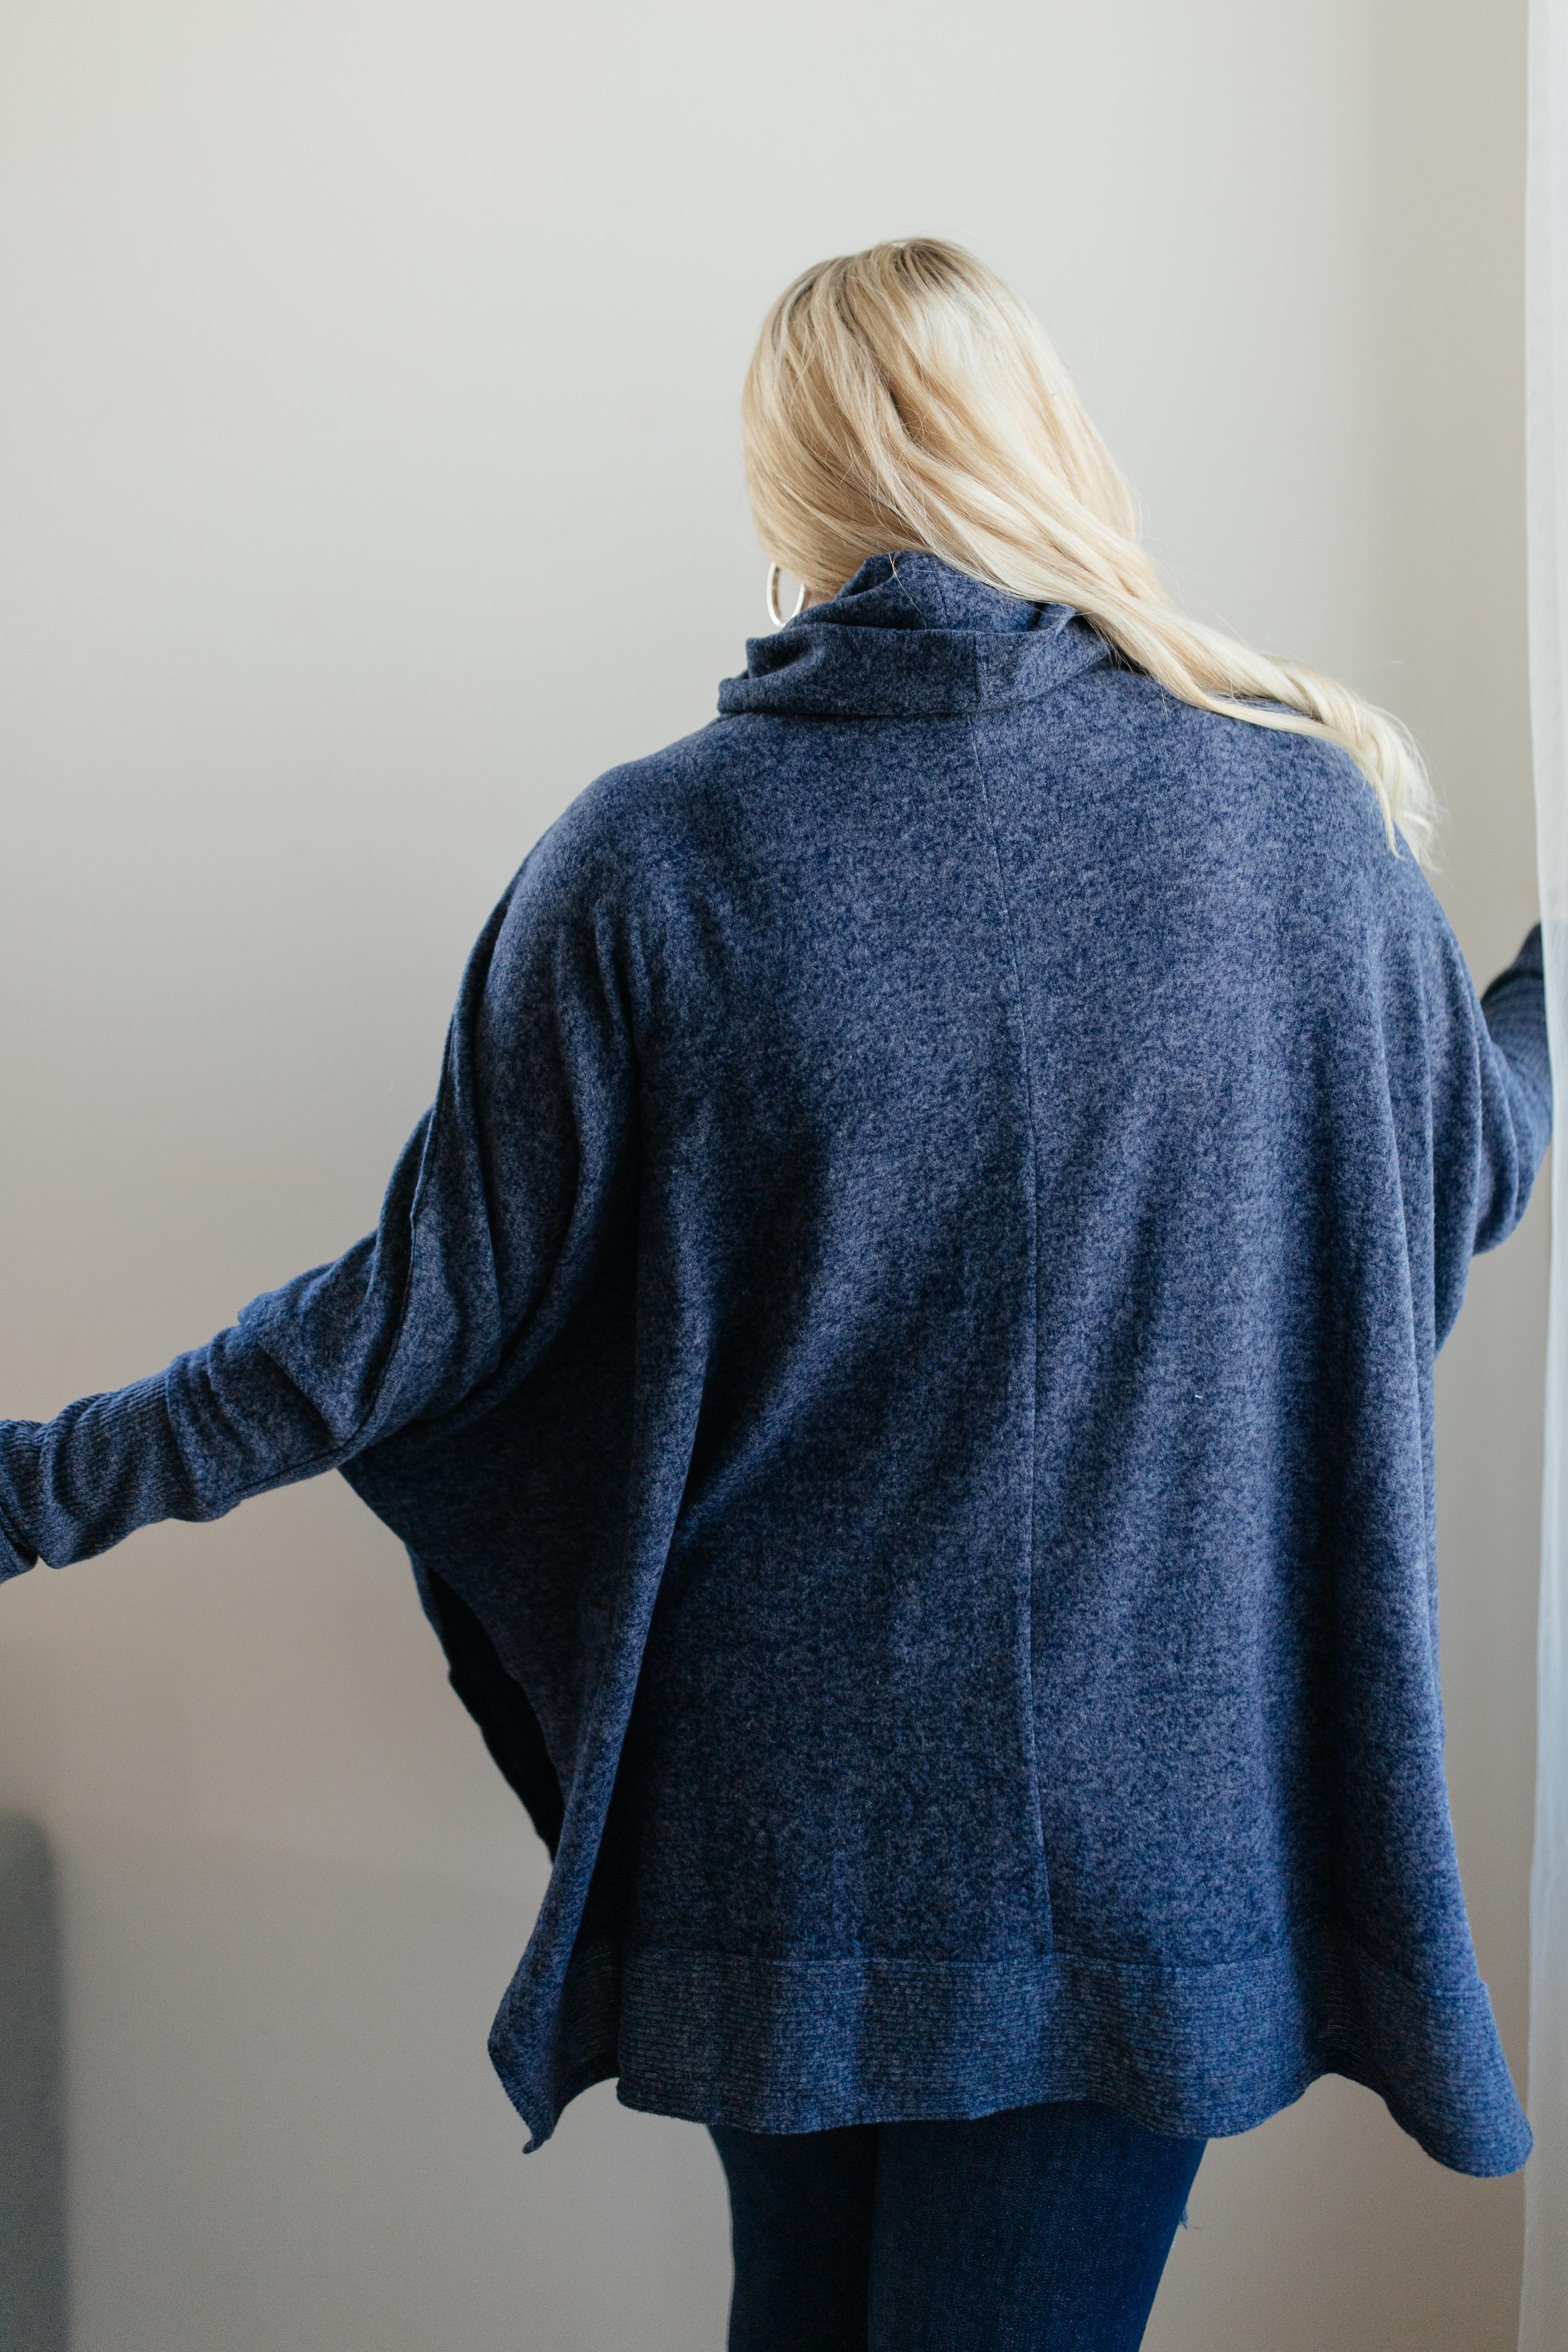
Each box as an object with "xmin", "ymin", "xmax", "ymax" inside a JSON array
[{"xmin": 0, "ymin": 554, "xmax": 1552, "ymax": 2174}]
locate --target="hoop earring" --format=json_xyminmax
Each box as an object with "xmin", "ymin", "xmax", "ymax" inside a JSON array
[{"xmin": 766, "ymin": 562, "xmax": 807, "ymax": 628}]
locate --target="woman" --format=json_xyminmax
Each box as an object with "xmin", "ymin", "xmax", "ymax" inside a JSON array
[{"xmin": 0, "ymin": 240, "xmax": 1551, "ymax": 2349}]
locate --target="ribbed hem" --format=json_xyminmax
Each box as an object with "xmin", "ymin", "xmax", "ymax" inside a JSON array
[{"xmin": 491, "ymin": 1927, "xmax": 1530, "ymax": 2180}]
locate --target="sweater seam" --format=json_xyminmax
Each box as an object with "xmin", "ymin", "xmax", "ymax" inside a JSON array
[{"xmin": 962, "ymin": 702, "xmax": 1045, "ymax": 1881}]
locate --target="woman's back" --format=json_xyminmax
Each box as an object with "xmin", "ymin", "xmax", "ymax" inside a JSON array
[{"xmin": 328, "ymin": 549, "xmax": 1543, "ymax": 2167}]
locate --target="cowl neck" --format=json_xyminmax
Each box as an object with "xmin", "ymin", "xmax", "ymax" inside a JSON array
[{"xmin": 718, "ymin": 551, "xmax": 1110, "ymax": 720}]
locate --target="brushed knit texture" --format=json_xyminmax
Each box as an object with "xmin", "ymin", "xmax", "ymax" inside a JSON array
[{"xmin": 0, "ymin": 553, "xmax": 1552, "ymax": 2174}]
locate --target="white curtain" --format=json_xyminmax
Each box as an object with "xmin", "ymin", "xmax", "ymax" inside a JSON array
[{"xmin": 1524, "ymin": 6, "xmax": 1568, "ymax": 2344}]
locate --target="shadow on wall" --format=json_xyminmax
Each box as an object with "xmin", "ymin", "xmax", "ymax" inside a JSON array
[{"xmin": 0, "ymin": 1816, "xmax": 67, "ymax": 2351}]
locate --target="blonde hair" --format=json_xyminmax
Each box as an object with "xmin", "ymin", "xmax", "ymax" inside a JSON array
[{"xmin": 743, "ymin": 239, "xmax": 1438, "ymax": 867}]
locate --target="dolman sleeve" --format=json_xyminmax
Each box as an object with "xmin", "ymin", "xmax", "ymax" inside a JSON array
[{"xmin": 0, "ymin": 831, "xmax": 637, "ymax": 1582}]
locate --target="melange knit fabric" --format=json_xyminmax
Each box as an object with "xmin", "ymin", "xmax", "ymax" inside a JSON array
[{"xmin": 0, "ymin": 553, "xmax": 1552, "ymax": 2176}]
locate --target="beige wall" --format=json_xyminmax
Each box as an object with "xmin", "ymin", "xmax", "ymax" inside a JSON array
[{"xmin": 0, "ymin": 0, "xmax": 1545, "ymax": 2344}]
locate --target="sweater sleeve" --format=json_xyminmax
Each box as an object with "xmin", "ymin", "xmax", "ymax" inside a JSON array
[
  {"xmin": 0, "ymin": 831, "xmax": 636, "ymax": 1582},
  {"xmin": 1472, "ymin": 920, "xmax": 1553, "ymax": 1254}
]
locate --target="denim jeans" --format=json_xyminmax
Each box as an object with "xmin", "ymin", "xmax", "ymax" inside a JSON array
[{"xmin": 709, "ymin": 2097, "xmax": 1206, "ymax": 2352}]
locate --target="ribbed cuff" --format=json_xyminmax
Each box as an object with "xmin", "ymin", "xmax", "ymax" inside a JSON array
[
  {"xmin": 1480, "ymin": 922, "xmax": 1551, "ymax": 1114},
  {"xmin": 0, "ymin": 1436, "xmax": 40, "ymax": 1579}
]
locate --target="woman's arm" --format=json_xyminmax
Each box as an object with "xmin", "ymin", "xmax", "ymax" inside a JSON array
[
  {"xmin": 1473, "ymin": 919, "xmax": 1552, "ymax": 1253},
  {"xmin": 0, "ymin": 1124, "xmax": 438, "ymax": 1577},
  {"xmin": 0, "ymin": 833, "xmax": 637, "ymax": 1579}
]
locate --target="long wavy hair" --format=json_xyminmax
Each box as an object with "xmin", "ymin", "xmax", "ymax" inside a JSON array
[{"xmin": 743, "ymin": 239, "xmax": 1437, "ymax": 867}]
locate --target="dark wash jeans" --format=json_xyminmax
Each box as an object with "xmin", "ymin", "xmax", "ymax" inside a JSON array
[{"xmin": 709, "ymin": 2097, "xmax": 1206, "ymax": 2352}]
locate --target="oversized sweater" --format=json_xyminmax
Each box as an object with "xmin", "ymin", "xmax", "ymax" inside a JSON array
[{"xmin": 0, "ymin": 553, "xmax": 1552, "ymax": 2175}]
